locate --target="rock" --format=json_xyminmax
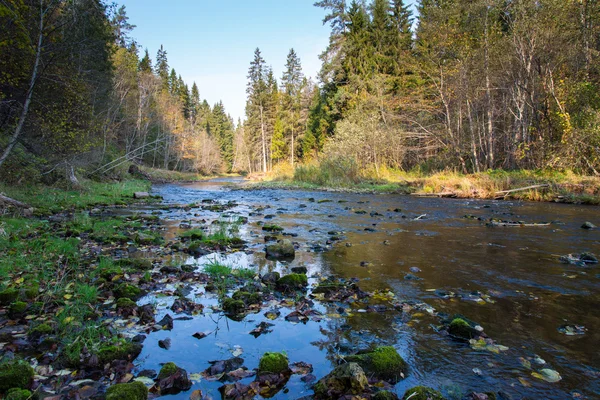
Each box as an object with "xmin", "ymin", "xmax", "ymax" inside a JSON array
[
  {"xmin": 133, "ymin": 192, "xmax": 150, "ymax": 199},
  {"xmin": 345, "ymin": 346, "xmax": 407, "ymax": 383},
  {"xmin": 106, "ymin": 381, "xmax": 148, "ymax": 400},
  {"xmin": 374, "ymin": 391, "xmax": 400, "ymax": 400},
  {"xmin": 257, "ymin": 352, "xmax": 289, "ymax": 375},
  {"xmin": 219, "ymin": 382, "xmax": 259, "ymax": 399},
  {"xmin": 204, "ymin": 357, "xmax": 245, "ymax": 377},
  {"xmin": 4, "ymin": 389, "xmax": 33, "ymax": 400},
  {"xmin": 291, "ymin": 266, "xmax": 308, "ymax": 274},
  {"xmin": 0, "ymin": 288, "xmax": 19, "ymax": 305},
  {"xmin": 116, "ymin": 298, "xmax": 138, "ymax": 316},
  {"xmin": 138, "ymin": 304, "xmax": 155, "ymax": 325},
  {"xmin": 8, "ymin": 301, "xmax": 28, "ymax": 320},
  {"xmin": 448, "ymin": 318, "xmax": 478, "ymax": 340},
  {"xmin": 265, "ymin": 239, "xmax": 295, "ymax": 259},
  {"xmin": 581, "ymin": 221, "xmax": 596, "ymax": 230},
  {"xmin": 114, "ymin": 284, "xmax": 144, "ymax": 301},
  {"xmin": 401, "ymin": 386, "xmax": 445, "ymax": 400},
  {"xmin": 156, "ymin": 314, "xmax": 174, "ymax": 330},
  {"xmin": 0, "ymin": 360, "xmax": 34, "ymax": 393},
  {"xmin": 158, "ymin": 338, "xmax": 171, "ymax": 350},
  {"xmin": 261, "ymin": 271, "xmax": 280, "ymax": 285},
  {"xmin": 222, "ymin": 298, "xmax": 246, "ymax": 314},
  {"xmin": 156, "ymin": 362, "xmax": 192, "ymax": 395},
  {"xmin": 313, "ymin": 362, "xmax": 368, "ymax": 399},
  {"xmin": 276, "ymin": 273, "xmax": 308, "ymax": 291}
]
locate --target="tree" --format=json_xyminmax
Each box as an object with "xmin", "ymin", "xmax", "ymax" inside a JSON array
[
  {"xmin": 245, "ymin": 48, "xmax": 269, "ymax": 172},
  {"xmin": 155, "ymin": 45, "xmax": 169, "ymax": 91},
  {"xmin": 281, "ymin": 48, "xmax": 305, "ymax": 166}
]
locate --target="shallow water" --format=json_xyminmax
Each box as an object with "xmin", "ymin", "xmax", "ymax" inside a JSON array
[{"xmin": 134, "ymin": 178, "xmax": 600, "ymax": 399}]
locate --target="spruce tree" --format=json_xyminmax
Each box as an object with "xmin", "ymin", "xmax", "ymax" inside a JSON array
[
  {"xmin": 155, "ymin": 45, "xmax": 169, "ymax": 91},
  {"xmin": 139, "ymin": 49, "xmax": 153, "ymax": 73}
]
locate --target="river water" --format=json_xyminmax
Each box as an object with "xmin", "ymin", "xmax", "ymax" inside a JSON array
[{"xmin": 133, "ymin": 178, "xmax": 600, "ymax": 399}]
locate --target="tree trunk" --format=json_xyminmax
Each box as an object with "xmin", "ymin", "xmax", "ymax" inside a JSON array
[
  {"xmin": 0, "ymin": 0, "xmax": 44, "ymax": 169},
  {"xmin": 260, "ymin": 104, "xmax": 267, "ymax": 173}
]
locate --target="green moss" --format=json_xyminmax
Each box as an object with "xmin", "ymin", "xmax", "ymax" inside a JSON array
[
  {"xmin": 222, "ymin": 298, "xmax": 245, "ymax": 314},
  {"xmin": 29, "ymin": 323, "xmax": 53, "ymax": 336},
  {"xmin": 448, "ymin": 318, "xmax": 477, "ymax": 340},
  {"xmin": 401, "ymin": 386, "xmax": 445, "ymax": 400},
  {"xmin": 180, "ymin": 229, "xmax": 205, "ymax": 240},
  {"xmin": 258, "ymin": 352, "xmax": 289, "ymax": 375},
  {"xmin": 0, "ymin": 360, "xmax": 34, "ymax": 393},
  {"xmin": 346, "ymin": 346, "xmax": 407, "ymax": 383},
  {"xmin": 114, "ymin": 283, "xmax": 143, "ymax": 300},
  {"xmin": 5, "ymin": 388, "xmax": 32, "ymax": 400},
  {"xmin": 232, "ymin": 291, "xmax": 262, "ymax": 305},
  {"xmin": 106, "ymin": 381, "xmax": 148, "ymax": 400},
  {"xmin": 373, "ymin": 391, "xmax": 399, "ymax": 400},
  {"xmin": 262, "ymin": 224, "xmax": 284, "ymax": 232},
  {"xmin": 8, "ymin": 301, "xmax": 28, "ymax": 319},
  {"xmin": 0, "ymin": 288, "xmax": 19, "ymax": 305},
  {"xmin": 158, "ymin": 362, "xmax": 179, "ymax": 380},
  {"xmin": 23, "ymin": 283, "xmax": 39, "ymax": 299},
  {"xmin": 276, "ymin": 273, "xmax": 307, "ymax": 291},
  {"xmin": 97, "ymin": 341, "xmax": 143, "ymax": 365},
  {"xmin": 116, "ymin": 297, "xmax": 137, "ymax": 309}
]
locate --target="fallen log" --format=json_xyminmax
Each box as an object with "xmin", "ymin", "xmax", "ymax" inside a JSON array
[
  {"xmin": 487, "ymin": 221, "xmax": 550, "ymax": 227},
  {"xmin": 495, "ymin": 184, "xmax": 550, "ymax": 197},
  {"xmin": 0, "ymin": 193, "xmax": 31, "ymax": 209},
  {"xmin": 411, "ymin": 192, "xmax": 457, "ymax": 198}
]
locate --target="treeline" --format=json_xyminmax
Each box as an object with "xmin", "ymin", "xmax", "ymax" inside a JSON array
[
  {"xmin": 0, "ymin": 0, "xmax": 235, "ymax": 185},
  {"xmin": 240, "ymin": 0, "xmax": 600, "ymax": 175}
]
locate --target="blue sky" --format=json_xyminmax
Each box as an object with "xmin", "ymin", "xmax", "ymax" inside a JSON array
[{"xmin": 121, "ymin": 0, "xmax": 417, "ymax": 122}]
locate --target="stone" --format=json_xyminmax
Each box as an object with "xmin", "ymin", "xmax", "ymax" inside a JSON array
[
  {"xmin": 0, "ymin": 360, "xmax": 34, "ymax": 393},
  {"xmin": 313, "ymin": 362, "xmax": 368, "ymax": 399},
  {"xmin": 581, "ymin": 221, "xmax": 596, "ymax": 230},
  {"xmin": 133, "ymin": 192, "xmax": 150, "ymax": 199},
  {"xmin": 257, "ymin": 352, "xmax": 289, "ymax": 375},
  {"xmin": 261, "ymin": 271, "xmax": 280, "ymax": 285},
  {"xmin": 156, "ymin": 362, "xmax": 192, "ymax": 395},
  {"xmin": 345, "ymin": 346, "xmax": 408, "ymax": 383},
  {"xmin": 106, "ymin": 381, "xmax": 148, "ymax": 400},
  {"xmin": 265, "ymin": 239, "xmax": 295, "ymax": 259},
  {"xmin": 276, "ymin": 273, "xmax": 308, "ymax": 291},
  {"xmin": 401, "ymin": 386, "xmax": 445, "ymax": 400}
]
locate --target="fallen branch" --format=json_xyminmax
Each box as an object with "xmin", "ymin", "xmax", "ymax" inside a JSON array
[
  {"xmin": 495, "ymin": 184, "xmax": 550, "ymax": 197},
  {"xmin": 411, "ymin": 192, "xmax": 457, "ymax": 198},
  {"xmin": 0, "ymin": 193, "xmax": 31, "ymax": 209},
  {"xmin": 488, "ymin": 221, "xmax": 550, "ymax": 227}
]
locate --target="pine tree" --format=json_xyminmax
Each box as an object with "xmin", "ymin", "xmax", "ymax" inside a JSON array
[
  {"xmin": 281, "ymin": 48, "xmax": 304, "ymax": 166},
  {"xmin": 111, "ymin": 5, "xmax": 136, "ymax": 47},
  {"xmin": 155, "ymin": 45, "xmax": 169, "ymax": 91},
  {"xmin": 245, "ymin": 48, "xmax": 269, "ymax": 172},
  {"xmin": 139, "ymin": 49, "xmax": 153, "ymax": 72}
]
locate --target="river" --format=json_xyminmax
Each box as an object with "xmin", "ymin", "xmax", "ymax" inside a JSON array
[{"xmin": 132, "ymin": 178, "xmax": 600, "ymax": 399}]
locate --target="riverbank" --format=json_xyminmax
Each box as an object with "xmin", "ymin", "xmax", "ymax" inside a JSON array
[{"xmin": 248, "ymin": 166, "xmax": 600, "ymax": 205}]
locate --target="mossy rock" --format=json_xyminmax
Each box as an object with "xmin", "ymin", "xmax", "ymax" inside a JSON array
[
  {"xmin": 266, "ymin": 239, "xmax": 295, "ymax": 259},
  {"xmin": 114, "ymin": 283, "xmax": 144, "ymax": 300},
  {"xmin": 0, "ymin": 288, "xmax": 19, "ymax": 305},
  {"xmin": 134, "ymin": 232, "xmax": 163, "ymax": 245},
  {"xmin": 373, "ymin": 391, "xmax": 399, "ymax": 400},
  {"xmin": 23, "ymin": 283, "xmax": 40, "ymax": 299},
  {"xmin": 158, "ymin": 362, "xmax": 179, "ymax": 380},
  {"xmin": 97, "ymin": 341, "xmax": 143, "ymax": 365},
  {"xmin": 29, "ymin": 323, "xmax": 53, "ymax": 337},
  {"xmin": 258, "ymin": 352, "xmax": 289, "ymax": 375},
  {"xmin": 448, "ymin": 318, "xmax": 477, "ymax": 340},
  {"xmin": 222, "ymin": 298, "xmax": 245, "ymax": 314},
  {"xmin": 8, "ymin": 301, "xmax": 28, "ymax": 320},
  {"xmin": 106, "ymin": 381, "xmax": 148, "ymax": 400},
  {"xmin": 0, "ymin": 360, "xmax": 34, "ymax": 393},
  {"xmin": 117, "ymin": 297, "xmax": 138, "ymax": 309},
  {"xmin": 5, "ymin": 388, "xmax": 32, "ymax": 400},
  {"xmin": 313, "ymin": 362, "xmax": 368, "ymax": 399},
  {"xmin": 276, "ymin": 273, "xmax": 308, "ymax": 291},
  {"xmin": 401, "ymin": 386, "xmax": 445, "ymax": 400},
  {"xmin": 345, "ymin": 346, "xmax": 407, "ymax": 383},
  {"xmin": 99, "ymin": 266, "xmax": 124, "ymax": 280},
  {"xmin": 118, "ymin": 258, "xmax": 153, "ymax": 271},
  {"xmin": 232, "ymin": 291, "xmax": 262, "ymax": 305},
  {"xmin": 262, "ymin": 224, "xmax": 284, "ymax": 232}
]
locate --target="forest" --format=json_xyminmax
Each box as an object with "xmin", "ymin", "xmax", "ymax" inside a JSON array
[{"xmin": 2, "ymin": 0, "xmax": 600, "ymax": 189}]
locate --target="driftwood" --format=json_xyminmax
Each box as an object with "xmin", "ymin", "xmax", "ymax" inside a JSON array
[
  {"xmin": 411, "ymin": 192, "xmax": 457, "ymax": 198},
  {"xmin": 495, "ymin": 184, "xmax": 550, "ymax": 198},
  {"xmin": 488, "ymin": 221, "xmax": 551, "ymax": 227},
  {"xmin": 0, "ymin": 193, "xmax": 31, "ymax": 209}
]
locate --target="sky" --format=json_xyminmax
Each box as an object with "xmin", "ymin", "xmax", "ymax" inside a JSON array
[{"xmin": 121, "ymin": 0, "xmax": 417, "ymax": 122}]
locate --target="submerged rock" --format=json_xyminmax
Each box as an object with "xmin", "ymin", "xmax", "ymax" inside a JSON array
[
  {"xmin": 265, "ymin": 239, "xmax": 295, "ymax": 259},
  {"xmin": 313, "ymin": 362, "xmax": 368, "ymax": 399},
  {"xmin": 261, "ymin": 271, "xmax": 280, "ymax": 285},
  {"xmin": 345, "ymin": 346, "xmax": 407, "ymax": 383},
  {"xmin": 156, "ymin": 362, "xmax": 192, "ymax": 395},
  {"xmin": 106, "ymin": 381, "xmax": 148, "ymax": 400},
  {"xmin": 401, "ymin": 386, "xmax": 445, "ymax": 400},
  {"xmin": 581, "ymin": 221, "xmax": 596, "ymax": 230}
]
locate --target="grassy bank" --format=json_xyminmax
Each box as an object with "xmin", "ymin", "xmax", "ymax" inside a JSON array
[
  {"xmin": 139, "ymin": 165, "xmax": 241, "ymax": 183},
  {"xmin": 0, "ymin": 178, "xmax": 154, "ymax": 214},
  {"xmin": 251, "ymin": 161, "xmax": 600, "ymax": 204}
]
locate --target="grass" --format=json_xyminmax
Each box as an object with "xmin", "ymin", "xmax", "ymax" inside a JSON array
[
  {"xmin": 139, "ymin": 166, "xmax": 208, "ymax": 182},
  {"xmin": 253, "ymin": 160, "xmax": 600, "ymax": 204},
  {"xmin": 0, "ymin": 178, "xmax": 153, "ymax": 213}
]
